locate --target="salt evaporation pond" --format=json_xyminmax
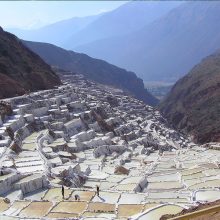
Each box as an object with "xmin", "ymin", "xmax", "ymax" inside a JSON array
[
  {"xmin": 195, "ymin": 190, "xmax": 220, "ymax": 202},
  {"xmin": 137, "ymin": 204, "xmax": 183, "ymax": 220}
]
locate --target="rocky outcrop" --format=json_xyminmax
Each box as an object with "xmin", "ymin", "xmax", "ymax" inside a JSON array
[
  {"xmin": 0, "ymin": 102, "xmax": 13, "ymax": 120},
  {"xmin": 114, "ymin": 166, "xmax": 129, "ymax": 175}
]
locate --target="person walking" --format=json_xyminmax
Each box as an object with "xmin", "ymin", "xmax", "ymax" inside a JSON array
[
  {"xmin": 96, "ymin": 185, "xmax": 100, "ymax": 197},
  {"xmin": 61, "ymin": 185, "xmax": 64, "ymax": 199},
  {"xmin": 74, "ymin": 194, "xmax": 80, "ymax": 201}
]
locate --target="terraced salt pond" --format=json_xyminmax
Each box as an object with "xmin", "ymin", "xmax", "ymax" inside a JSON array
[
  {"xmin": 136, "ymin": 204, "xmax": 184, "ymax": 220},
  {"xmin": 1, "ymin": 144, "xmax": 220, "ymax": 219},
  {"xmin": 1, "ymin": 74, "xmax": 220, "ymax": 219},
  {"xmin": 195, "ymin": 190, "xmax": 220, "ymax": 202},
  {"xmin": 19, "ymin": 201, "xmax": 53, "ymax": 218}
]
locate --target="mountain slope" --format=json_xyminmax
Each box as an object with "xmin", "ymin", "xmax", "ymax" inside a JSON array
[
  {"xmin": 159, "ymin": 50, "xmax": 220, "ymax": 144},
  {"xmin": 6, "ymin": 14, "xmax": 100, "ymax": 48},
  {"xmin": 65, "ymin": 1, "xmax": 181, "ymax": 49},
  {"xmin": 0, "ymin": 27, "xmax": 61, "ymax": 99},
  {"xmin": 75, "ymin": 1, "xmax": 220, "ymax": 82},
  {"xmin": 24, "ymin": 40, "xmax": 158, "ymax": 106}
]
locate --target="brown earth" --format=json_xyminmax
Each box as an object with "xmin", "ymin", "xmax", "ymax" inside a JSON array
[
  {"xmin": 0, "ymin": 26, "xmax": 61, "ymax": 99},
  {"xmin": 159, "ymin": 50, "xmax": 220, "ymax": 144}
]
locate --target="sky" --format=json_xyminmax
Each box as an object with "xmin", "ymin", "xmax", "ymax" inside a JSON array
[{"xmin": 0, "ymin": 1, "xmax": 127, "ymax": 29}]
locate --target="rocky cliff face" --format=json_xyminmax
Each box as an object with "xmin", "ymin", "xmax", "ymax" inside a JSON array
[
  {"xmin": 159, "ymin": 50, "xmax": 220, "ymax": 144},
  {"xmin": 24, "ymin": 41, "xmax": 158, "ymax": 106},
  {"xmin": 0, "ymin": 27, "xmax": 61, "ymax": 99}
]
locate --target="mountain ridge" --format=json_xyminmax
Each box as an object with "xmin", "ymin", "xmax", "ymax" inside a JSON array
[
  {"xmin": 64, "ymin": 1, "xmax": 181, "ymax": 49},
  {"xmin": 24, "ymin": 40, "xmax": 158, "ymax": 106},
  {"xmin": 74, "ymin": 1, "xmax": 220, "ymax": 82},
  {"xmin": 6, "ymin": 14, "xmax": 101, "ymax": 47},
  {"xmin": 6, "ymin": 1, "xmax": 181, "ymax": 51}
]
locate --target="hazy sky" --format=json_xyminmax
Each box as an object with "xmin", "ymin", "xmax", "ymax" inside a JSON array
[{"xmin": 0, "ymin": 1, "xmax": 127, "ymax": 29}]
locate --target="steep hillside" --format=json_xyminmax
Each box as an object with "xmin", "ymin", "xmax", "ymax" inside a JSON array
[
  {"xmin": 75, "ymin": 1, "xmax": 220, "ymax": 82},
  {"xmin": 159, "ymin": 50, "xmax": 220, "ymax": 144},
  {"xmin": 24, "ymin": 41, "xmax": 158, "ymax": 106},
  {"xmin": 0, "ymin": 27, "xmax": 61, "ymax": 99}
]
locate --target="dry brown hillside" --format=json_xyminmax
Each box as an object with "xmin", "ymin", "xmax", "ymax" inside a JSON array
[
  {"xmin": 159, "ymin": 50, "xmax": 220, "ymax": 144},
  {"xmin": 0, "ymin": 27, "xmax": 61, "ymax": 99}
]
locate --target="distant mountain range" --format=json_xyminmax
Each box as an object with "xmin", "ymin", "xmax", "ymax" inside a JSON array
[
  {"xmin": 74, "ymin": 1, "xmax": 220, "ymax": 81},
  {"xmin": 7, "ymin": 1, "xmax": 220, "ymax": 83},
  {"xmin": 7, "ymin": 14, "xmax": 101, "ymax": 48},
  {"xmin": 24, "ymin": 40, "xmax": 158, "ymax": 106},
  {"xmin": 8, "ymin": 1, "xmax": 180, "ymax": 50},
  {"xmin": 0, "ymin": 27, "xmax": 60, "ymax": 99},
  {"xmin": 62, "ymin": 1, "xmax": 181, "ymax": 49},
  {"xmin": 7, "ymin": 1, "xmax": 182, "ymax": 82},
  {"xmin": 159, "ymin": 49, "xmax": 220, "ymax": 144}
]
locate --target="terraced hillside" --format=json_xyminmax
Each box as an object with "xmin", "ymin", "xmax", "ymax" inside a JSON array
[
  {"xmin": 0, "ymin": 27, "xmax": 61, "ymax": 99},
  {"xmin": 0, "ymin": 71, "xmax": 220, "ymax": 219}
]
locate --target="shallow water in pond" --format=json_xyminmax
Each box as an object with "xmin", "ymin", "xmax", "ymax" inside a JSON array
[
  {"xmin": 138, "ymin": 204, "xmax": 183, "ymax": 220},
  {"xmin": 195, "ymin": 190, "xmax": 220, "ymax": 202},
  {"xmin": 188, "ymin": 179, "xmax": 220, "ymax": 190}
]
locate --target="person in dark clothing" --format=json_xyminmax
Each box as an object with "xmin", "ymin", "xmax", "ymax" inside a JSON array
[
  {"xmin": 96, "ymin": 185, "xmax": 100, "ymax": 197},
  {"xmin": 74, "ymin": 194, "xmax": 80, "ymax": 201},
  {"xmin": 61, "ymin": 185, "xmax": 64, "ymax": 199}
]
